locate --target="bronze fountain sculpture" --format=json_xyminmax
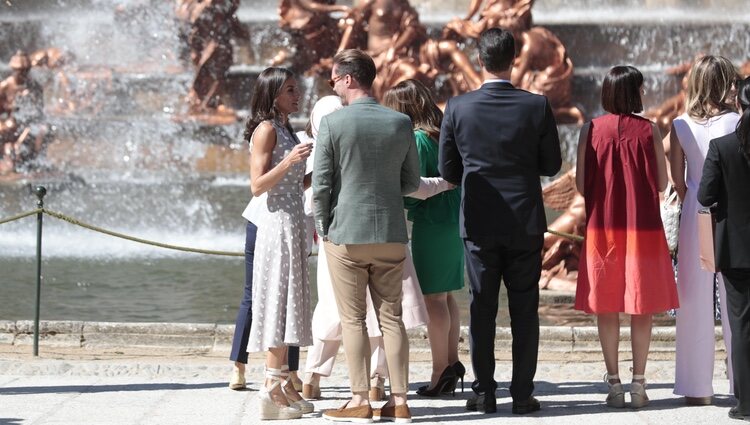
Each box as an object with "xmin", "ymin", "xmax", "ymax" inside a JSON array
[
  {"xmin": 444, "ymin": 0, "xmax": 584, "ymax": 124},
  {"xmin": 0, "ymin": 51, "xmax": 49, "ymax": 176},
  {"xmin": 175, "ymin": 0, "xmax": 248, "ymax": 124}
]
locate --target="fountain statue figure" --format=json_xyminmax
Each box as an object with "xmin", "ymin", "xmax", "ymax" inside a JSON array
[
  {"xmin": 536, "ymin": 169, "xmax": 583, "ymax": 291},
  {"xmin": 444, "ymin": 0, "xmax": 584, "ymax": 124},
  {"xmin": 270, "ymin": 0, "xmax": 351, "ymax": 74},
  {"xmin": 337, "ymin": 0, "xmax": 482, "ymax": 100},
  {"xmin": 175, "ymin": 0, "xmax": 248, "ymax": 123},
  {"xmin": 0, "ymin": 51, "xmax": 49, "ymax": 176},
  {"xmin": 24, "ymin": 47, "xmax": 113, "ymax": 116},
  {"xmin": 443, "ymin": 0, "xmax": 533, "ymax": 39}
]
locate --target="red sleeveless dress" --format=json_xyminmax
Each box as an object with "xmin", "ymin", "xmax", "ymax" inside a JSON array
[{"xmin": 575, "ymin": 114, "xmax": 679, "ymax": 314}]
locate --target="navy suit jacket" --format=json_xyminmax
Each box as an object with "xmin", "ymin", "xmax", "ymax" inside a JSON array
[{"xmin": 438, "ymin": 82, "xmax": 562, "ymax": 244}]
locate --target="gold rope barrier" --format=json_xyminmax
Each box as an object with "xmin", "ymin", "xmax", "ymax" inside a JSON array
[
  {"xmin": 0, "ymin": 209, "xmax": 585, "ymax": 253},
  {"xmin": 547, "ymin": 229, "xmax": 584, "ymax": 242},
  {"xmin": 42, "ymin": 208, "xmax": 244, "ymax": 257},
  {"xmin": 0, "ymin": 208, "xmax": 42, "ymax": 226}
]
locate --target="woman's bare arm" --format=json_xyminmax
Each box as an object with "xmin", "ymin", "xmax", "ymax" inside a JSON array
[
  {"xmin": 250, "ymin": 122, "xmax": 312, "ymax": 196},
  {"xmin": 668, "ymin": 123, "xmax": 687, "ymax": 201},
  {"xmin": 652, "ymin": 123, "xmax": 668, "ymax": 191}
]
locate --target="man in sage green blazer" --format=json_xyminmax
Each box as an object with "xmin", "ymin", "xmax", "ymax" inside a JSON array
[{"xmin": 313, "ymin": 49, "xmax": 420, "ymax": 423}]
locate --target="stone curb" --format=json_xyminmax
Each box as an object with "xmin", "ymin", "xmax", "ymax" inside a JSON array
[{"xmin": 0, "ymin": 320, "xmax": 726, "ymax": 355}]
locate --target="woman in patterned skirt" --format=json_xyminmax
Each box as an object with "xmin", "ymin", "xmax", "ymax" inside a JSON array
[{"xmin": 245, "ymin": 67, "xmax": 314, "ymax": 421}]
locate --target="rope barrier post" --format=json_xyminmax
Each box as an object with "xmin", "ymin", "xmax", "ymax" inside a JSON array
[{"xmin": 33, "ymin": 186, "xmax": 46, "ymax": 357}]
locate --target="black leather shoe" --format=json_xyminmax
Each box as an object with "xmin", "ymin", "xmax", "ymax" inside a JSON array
[
  {"xmin": 466, "ymin": 393, "xmax": 497, "ymax": 413},
  {"xmin": 512, "ymin": 396, "xmax": 541, "ymax": 414},
  {"xmin": 729, "ymin": 406, "xmax": 750, "ymax": 421}
]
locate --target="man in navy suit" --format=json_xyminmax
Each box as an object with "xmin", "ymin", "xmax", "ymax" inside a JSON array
[{"xmin": 439, "ymin": 27, "xmax": 562, "ymax": 414}]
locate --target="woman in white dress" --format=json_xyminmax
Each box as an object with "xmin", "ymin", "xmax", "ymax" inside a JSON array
[
  {"xmin": 670, "ymin": 55, "xmax": 740, "ymax": 406},
  {"xmin": 245, "ymin": 67, "xmax": 314, "ymax": 421}
]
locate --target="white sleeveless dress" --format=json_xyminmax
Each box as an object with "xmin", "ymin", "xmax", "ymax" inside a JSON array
[
  {"xmin": 673, "ymin": 111, "xmax": 739, "ymax": 397},
  {"xmin": 247, "ymin": 120, "xmax": 312, "ymax": 352}
]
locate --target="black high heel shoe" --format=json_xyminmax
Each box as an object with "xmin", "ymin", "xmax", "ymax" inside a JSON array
[
  {"xmin": 452, "ymin": 361, "xmax": 466, "ymax": 393},
  {"xmin": 416, "ymin": 366, "xmax": 457, "ymax": 397}
]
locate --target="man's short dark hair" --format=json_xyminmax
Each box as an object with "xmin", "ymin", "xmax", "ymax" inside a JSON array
[
  {"xmin": 478, "ymin": 28, "xmax": 515, "ymax": 73},
  {"xmin": 601, "ymin": 65, "xmax": 644, "ymax": 114},
  {"xmin": 333, "ymin": 49, "xmax": 377, "ymax": 89}
]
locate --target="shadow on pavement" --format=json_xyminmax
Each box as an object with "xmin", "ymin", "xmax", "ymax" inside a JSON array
[
  {"xmin": 402, "ymin": 380, "xmax": 736, "ymax": 421},
  {"xmin": 408, "ymin": 379, "xmax": 675, "ymax": 397},
  {"xmin": 0, "ymin": 382, "xmax": 226, "ymax": 395},
  {"xmin": 0, "ymin": 419, "xmax": 24, "ymax": 425},
  {"xmin": 535, "ymin": 380, "xmax": 674, "ymax": 394}
]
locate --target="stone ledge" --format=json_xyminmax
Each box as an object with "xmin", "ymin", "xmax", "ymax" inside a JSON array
[
  {"xmin": 12, "ymin": 320, "xmax": 83, "ymax": 348},
  {"xmin": 0, "ymin": 321, "xmax": 726, "ymax": 355},
  {"xmin": 0, "ymin": 320, "xmax": 15, "ymax": 345},
  {"xmin": 82, "ymin": 322, "xmax": 216, "ymax": 352}
]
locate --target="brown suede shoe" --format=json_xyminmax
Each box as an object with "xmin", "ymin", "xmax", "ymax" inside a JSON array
[
  {"xmin": 322, "ymin": 403, "xmax": 373, "ymax": 423},
  {"xmin": 372, "ymin": 404, "xmax": 412, "ymax": 423}
]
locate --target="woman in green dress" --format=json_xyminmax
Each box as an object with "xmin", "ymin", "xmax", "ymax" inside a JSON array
[{"xmin": 384, "ymin": 79, "xmax": 465, "ymax": 397}]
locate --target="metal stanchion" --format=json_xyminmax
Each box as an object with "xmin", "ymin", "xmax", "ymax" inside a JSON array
[{"xmin": 33, "ymin": 186, "xmax": 46, "ymax": 357}]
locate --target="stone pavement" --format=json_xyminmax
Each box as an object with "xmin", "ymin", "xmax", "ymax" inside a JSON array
[{"xmin": 0, "ymin": 346, "xmax": 739, "ymax": 425}]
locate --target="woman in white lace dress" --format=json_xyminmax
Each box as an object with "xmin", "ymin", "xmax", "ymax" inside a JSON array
[{"xmin": 245, "ymin": 67, "xmax": 314, "ymax": 420}]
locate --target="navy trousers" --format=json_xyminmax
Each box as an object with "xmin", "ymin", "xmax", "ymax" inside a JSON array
[
  {"xmin": 464, "ymin": 235, "xmax": 542, "ymax": 401},
  {"xmin": 229, "ymin": 221, "xmax": 299, "ymax": 369}
]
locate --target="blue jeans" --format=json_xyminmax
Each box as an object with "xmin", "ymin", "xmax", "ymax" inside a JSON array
[{"xmin": 229, "ymin": 221, "xmax": 299, "ymax": 369}]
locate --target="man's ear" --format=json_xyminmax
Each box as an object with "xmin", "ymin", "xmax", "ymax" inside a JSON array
[{"xmin": 476, "ymin": 54, "xmax": 484, "ymax": 69}]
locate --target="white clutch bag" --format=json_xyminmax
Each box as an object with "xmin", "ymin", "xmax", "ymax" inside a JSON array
[{"xmin": 661, "ymin": 183, "xmax": 681, "ymax": 254}]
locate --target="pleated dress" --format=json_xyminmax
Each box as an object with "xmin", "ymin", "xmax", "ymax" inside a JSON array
[{"xmin": 574, "ymin": 114, "xmax": 679, "ymax": 314}]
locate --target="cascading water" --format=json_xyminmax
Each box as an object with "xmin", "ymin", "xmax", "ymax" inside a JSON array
[{"xmin": 0, "ymin": 0, "xmax": 747, "ymax": 323}]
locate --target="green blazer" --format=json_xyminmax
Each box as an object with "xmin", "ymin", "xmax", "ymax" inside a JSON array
[{"xmin": 313, "ymin": 97, "xmax": 421, "ymax": 244}]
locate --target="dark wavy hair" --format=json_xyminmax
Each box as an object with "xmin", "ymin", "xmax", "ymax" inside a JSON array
[
  {"xmin": 382, "ymin": 79, "xmax": 443, "ymax": 141},
  {"xmin": 737, "ymin": 76, "xmax": 750, "ymax": 161},
  {"xmin": 244, "ymin": 67, "xmax": 294, "ymax": 144}
]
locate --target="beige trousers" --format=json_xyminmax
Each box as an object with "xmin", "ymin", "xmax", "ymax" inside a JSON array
[
  {"xmin": 324, "ymin": 241, "xmax": 410, "ymax": 394},
  {"xmin": 304, "ymin": 337, "xmax": 388, "ymax": 379}
]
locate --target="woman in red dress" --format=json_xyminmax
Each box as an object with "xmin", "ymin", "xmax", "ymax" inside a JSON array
[{"xmin": 574, "ymin": 65, "xmax": 679, "ymax": 409}]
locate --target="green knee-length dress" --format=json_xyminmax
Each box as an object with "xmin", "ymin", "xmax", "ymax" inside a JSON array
[{"xmin": 404, "ymin": 130, "xmax": 464, "ymax": 295}]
